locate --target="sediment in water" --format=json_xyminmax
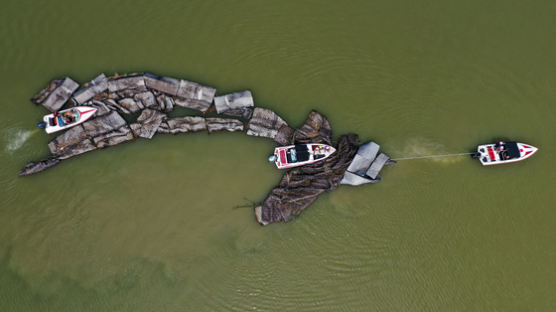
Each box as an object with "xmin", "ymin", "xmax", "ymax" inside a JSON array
[{"xmin": 21, "ymin": 72, "xmax": 394, "ymax": 225}]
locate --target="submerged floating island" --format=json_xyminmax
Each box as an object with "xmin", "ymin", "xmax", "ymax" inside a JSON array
[{"xmin": 21, "ymin": 73, "xmax": 395, "ymax": 225}]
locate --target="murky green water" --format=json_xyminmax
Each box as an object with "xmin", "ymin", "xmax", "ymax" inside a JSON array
[{"xmin": 1, "ymin": 0, "xmax": 555, "ymax": 310}]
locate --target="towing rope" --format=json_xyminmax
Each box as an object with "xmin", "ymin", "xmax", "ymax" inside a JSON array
[{"xmin": 391, "ymin": 152, "xmax": 475, "ymax": 161}]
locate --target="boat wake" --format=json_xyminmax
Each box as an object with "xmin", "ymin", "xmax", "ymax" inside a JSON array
[
  {"xmin": 399, "ymin": 137, "xmax": 467, "ymax": 164},
  {"xmin": 3, "ymin": 128, "xmax": 36, "ymax": 153}
]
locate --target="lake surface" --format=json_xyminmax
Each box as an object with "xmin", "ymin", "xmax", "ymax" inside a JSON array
[{"xmin": 1, "ymin": 0, "xmax": 555, "ymax": 310}]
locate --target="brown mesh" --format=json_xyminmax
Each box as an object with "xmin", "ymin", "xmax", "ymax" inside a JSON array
[{"xmin": 255, "ymin": 111, "xmax": 358, "ymax": 225}]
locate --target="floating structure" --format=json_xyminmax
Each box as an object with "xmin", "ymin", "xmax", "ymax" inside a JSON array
[
  {"xmin": 340, "ymin": 142, "xmax": 396, "ymax": 185},
  {"xmin": 21, "ymin": 72, "xmax": 394, "ymax": 225}
]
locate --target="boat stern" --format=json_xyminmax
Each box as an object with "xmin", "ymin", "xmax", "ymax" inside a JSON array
[
  {"xmin": 274, "ymin": 147, "xmax": 288, "ymax": 169},
  {"xmin": 476, "ymin": 144, "xmax": 496, "ymax": 166}
]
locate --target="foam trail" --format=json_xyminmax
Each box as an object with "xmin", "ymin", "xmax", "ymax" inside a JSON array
[
  {"xmin": 3, "ymin": 128, "xmax": 37, "ymax": 153},
  {"xmin": 395, "ymin": 137, "xmax": 468, "ymax": 164}
]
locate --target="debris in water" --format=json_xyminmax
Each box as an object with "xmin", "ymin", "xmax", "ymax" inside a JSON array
[{"xmin": 20, "ymin": 72, "xmax": 394, "ymax": 225}]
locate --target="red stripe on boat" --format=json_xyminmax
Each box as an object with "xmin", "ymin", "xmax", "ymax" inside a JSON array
[
  {"xmin": 279, "ymin": 150, "xmax": 286, "ymax": 164},
  {"xmin": 487, "ymin": 147, "xmax": 495, "ymax": 161},
  {"xmin": 525, "ymin": 151, "xmax": 532, "ymax": 156},
  {"xmin": 523, "ymin": 145, "xmax": 531, "ymax": 148},
  {"xmin": 79, "ymin": 109, "xmax": 96, "ymax": 114}
]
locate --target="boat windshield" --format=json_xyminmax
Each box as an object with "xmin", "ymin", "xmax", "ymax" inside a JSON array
[
  {"xmin": 285, "ymin": 145, "xmax": 311, "ymax": 163},
  {"xmin": 504, "ymin": 142, "xmax": 520, "ymax": 159},
  {"xmin": 294, "ymin": 145, "xmax": 310, "ymax": 162}
]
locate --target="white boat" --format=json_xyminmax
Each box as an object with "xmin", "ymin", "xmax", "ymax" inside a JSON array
[
  {"xmin": 472, "ymin": 141, "xmax": 538, "ymax": 166},
  {"xmin": 268, "ymin": 143, "xmax": 336, "ymax": 169},
  {"xmin": 40, "ymin": 106, "xmax": 97, "ymax": 134}
]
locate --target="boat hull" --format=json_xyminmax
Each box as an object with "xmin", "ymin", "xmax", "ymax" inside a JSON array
[
  {"xmin": 273, "ymin": 143, "xmax": 336, "ymax": 169},
  {"xmin": 43, "ymin": 106, "xmax": 97, "ymax": 134},
  {"xmin": 476, "ymin": 142, "xmax": 538, "ymax": 166}
]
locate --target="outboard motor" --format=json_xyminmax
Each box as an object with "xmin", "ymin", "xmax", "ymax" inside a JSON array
[
  {"xmin": 268, "ymin": 155, "xmax": 277, "ymax": 163},
  {"xmin": 37, "ymin": 122, "xmax": 46, "ymax": 129}
]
